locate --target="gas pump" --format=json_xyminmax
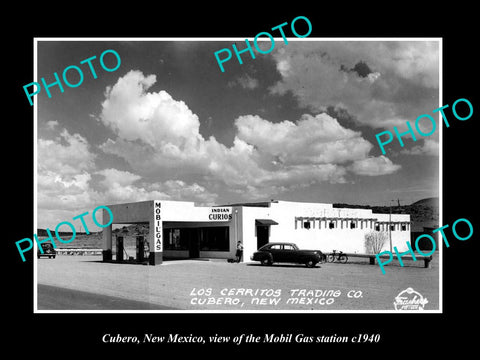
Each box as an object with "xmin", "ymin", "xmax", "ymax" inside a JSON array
[
  {"xmin": 136, "ymin": 235, "xmax": 144, "ymax": 262},
  {"xmin": 116, "ymin": 236, "xmax": 124, "ymax": 262}
]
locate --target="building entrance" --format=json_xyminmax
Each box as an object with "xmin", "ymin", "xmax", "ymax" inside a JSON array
[
  {"xmin": 255, "ymin": 219, "xmax": 278, "ymax": 249},
  {"xmin": 256, "ymin": 225, "xmax": 269, "ymax": 249},
  {"xmin": 163, "ymin": 225, "xmax": 230, "ymax": 259},
  {"xmin": 188, "ymin": 230, "xmax": 200, "ymax": 258}
]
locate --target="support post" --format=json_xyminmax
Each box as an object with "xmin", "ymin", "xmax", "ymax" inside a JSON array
[
  {"xmin": 102, "ymin": 224, "xmax": 112, "ymax": 261},
  {"xmin": 116, "ymin": 236, "xmax": 124, "ymax": 262}
]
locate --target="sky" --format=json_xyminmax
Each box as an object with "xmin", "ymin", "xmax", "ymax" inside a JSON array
[{"xmin": 36, "ymin": 39, "xmax": 440, "ymax": 230}]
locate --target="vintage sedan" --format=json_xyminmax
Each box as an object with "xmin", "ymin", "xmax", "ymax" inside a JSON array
[
  {"xmin": 250, "ymin": 242, "xmax": 324, "ymax": 268},
  {"xmin": 37, "ymin": 243, "xmax": 56, "ymax": 259}
]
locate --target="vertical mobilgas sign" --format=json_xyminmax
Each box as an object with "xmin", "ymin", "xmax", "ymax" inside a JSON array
[{"xmin": 152, "ymin": 200, "xmax": 163, "ymax": 265}]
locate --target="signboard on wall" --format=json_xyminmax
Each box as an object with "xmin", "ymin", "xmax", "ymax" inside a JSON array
[
  {"xmin": 154, "ymin": 201, "xmax": 162, "ymax": 252},
  {"xmin": 208, "ymin": 207, "xmax": 233, "ymax": 221}
]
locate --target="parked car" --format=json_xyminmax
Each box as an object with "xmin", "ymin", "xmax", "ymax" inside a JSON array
[
  {"xmin": 250, "ymin": 242, "xmax": 324, "ymax": 268},
  {"xmin": 38, "ymin": 243, "xmax": 56, "ymax": 259}
]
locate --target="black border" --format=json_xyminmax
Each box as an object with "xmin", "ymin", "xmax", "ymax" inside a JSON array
[{"xmin": 7, "ymin": 5, "xmax": 478, "ymax": 354}]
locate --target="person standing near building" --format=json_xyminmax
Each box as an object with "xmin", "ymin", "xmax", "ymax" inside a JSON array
[{"xmin": 235, "ymin": 241, "xmax": 243, "ymax": 263}]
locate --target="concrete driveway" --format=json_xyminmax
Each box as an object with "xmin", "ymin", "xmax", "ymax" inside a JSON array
[{"xmin": 36, "ymin": 254, "xmax": 440, "ymax": 311}]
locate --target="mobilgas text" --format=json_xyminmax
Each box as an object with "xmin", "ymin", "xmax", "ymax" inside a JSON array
[{"xmin": 214, "ymin": 16, "xmax": 312, "ymax": 73}]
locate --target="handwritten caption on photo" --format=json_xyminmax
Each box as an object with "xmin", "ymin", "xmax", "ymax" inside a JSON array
[{"xmin": 189, "ymin": 287, "xmax": 363, "ymax": 307}]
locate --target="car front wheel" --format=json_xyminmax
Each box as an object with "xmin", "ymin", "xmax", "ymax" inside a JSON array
[
  {"xmin": 261, "ymin": 257, "xmax": 272, "ymax": 266},
  {"xmin": 305, "ymin": 260, "xmax": 316, "ymax": 268}
]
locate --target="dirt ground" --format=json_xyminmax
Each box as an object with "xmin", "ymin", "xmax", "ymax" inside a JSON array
[{"xmin": 36, "ymin": 252, "xmax": 440, "ymax": 312}]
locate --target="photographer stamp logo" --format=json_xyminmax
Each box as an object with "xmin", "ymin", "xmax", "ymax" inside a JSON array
[{"xmin": 393, "ymin": 287, "xmax": 428, "ymax": 310}]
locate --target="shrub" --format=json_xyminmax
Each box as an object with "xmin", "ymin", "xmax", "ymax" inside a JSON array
[{"xmin": 364, "ymin": 231, "xmax": 388, "ymax": 254}]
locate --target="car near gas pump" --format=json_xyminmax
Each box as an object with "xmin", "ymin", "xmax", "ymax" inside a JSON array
[{"xmin": 37, "ymin": 243, "xmax": 56, "ymax": 259}]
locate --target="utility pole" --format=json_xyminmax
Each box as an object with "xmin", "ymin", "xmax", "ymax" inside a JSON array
[{"xmin": 389, "ymin": 200, "xmax": 394, "ymax": 252}]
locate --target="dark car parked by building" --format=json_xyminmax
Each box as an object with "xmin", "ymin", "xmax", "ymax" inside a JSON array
[
  {"xmin": 250, "ymin": 242, "xmax": 324, "ymax": 268},
  {"xmin": 37, "ymin": 243, "xmax": 56, "ymax": 259}
]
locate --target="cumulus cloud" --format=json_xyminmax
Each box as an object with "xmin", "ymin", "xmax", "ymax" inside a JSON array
[
  {"xmin": 349, "ymin": 156, "xmax": 401, "ymax": 176},
  {"xmin": 37, "ymin": 171, "xmax": 96, "ymax": 211},
  {"xmin": 37, "ymin": 125, "xmax": 219, "ymax": 227},
  {"xmin": 161, "ymin": 180, "xmax": 218, "ymax": 205},
  {"xmin": 269, "ymin": 41, "xmax": 440, "ymax": 129},
  {"xmin": 101, "ymin": 70, "xmax": 202, "ymax": 151},
  {"xmin": 45, "ymin": 120, "xmax": 59, "ymax": 130},
  {"xmin": 37, "ymin": 129, "xmax": 98, "ymax": 210},
  {"xmin": 400, "ymin": 138, "xmax": 439, "ymax": 156},
  {"xmin": 99, "ymin": 70, "xmax": 251, "ymax": 184},
  {"xmin": 95, "ymin": 168, "xmax": 218, "ymax": 205},
  {"xmin": 38, "ymin": 129, "xmax": 96, "ymax": 175},
  {"xmin": 228, "ymin": 74, "xmax": 259, "ymax": 89},
  {"xmin": 98, "ymin": 70, "xmax": 401, "ymax": 197},
  {"xmin": 399, "ymin": 114, "xmax": 440, "ymax": 156},
  {"xmin": 95, "ymin": 168, "xmax": 169, "ymax": 204},
  {"xmin": 96, "ymin": 168, "xmax": 142, "ymax": 187},
  {"xmin": 40, "ymin": 41, "xmax": 438, "ymax": 227},
  {"xmin": 235, "ymin": 113, "xmax": 372, "ymax": 165},
  {"xmin": 37, "ymin": 128, "xmax": 100, "ymax": 228}
]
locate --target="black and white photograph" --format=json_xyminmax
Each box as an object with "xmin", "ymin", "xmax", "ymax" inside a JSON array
[
  {"xmin": 33, "ymin": 38, "xmax": 442, "ymax": 313},
  {"xmin": 6, "ymin": 6, "xmax": 478, "ymax": 354}
]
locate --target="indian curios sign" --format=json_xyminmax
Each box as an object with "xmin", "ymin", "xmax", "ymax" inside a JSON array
[{"xmin": 208, "ymin": 207, "xmax": 232, "ymax": 221}]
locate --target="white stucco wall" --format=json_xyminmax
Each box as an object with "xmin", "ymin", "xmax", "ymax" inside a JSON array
[
  {"xmin": 104, "ymin": 200, "xmax": 411, "ymax": 263},
  {"xmin": 105, "ymin": 200, "xmax": 237, "ymax": 259},
  {"xmin": 241, "ymin": 201, "xmax": 411, "ymax": 261}
]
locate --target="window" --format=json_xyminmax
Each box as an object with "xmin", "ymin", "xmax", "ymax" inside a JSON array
[
  {"xmin": 329, "ymin": 222, "xmax": 335, "ymax": 229},
  {"xmin": 284, "ymin": 244, "xmax": 295, "ymax": 250},
  {"xmin": 164, "ymin": 227, "xmax": 230, "ymax": 251},
  {"xmin": 375, "ymin": 225, "xmax": 380, "ymax": 231},
  {"xmin": 303, "ymin": 221, "xmax": 311, "ymax": 229},
  {"xmin": 401, "ymin": 224, "xmax": 406, "ymax": 231},
  {"xmin": 164, "ymin": 228, "xmax": 189, "ymax": 250},
  {"xmin": 270, "ymin": 244, "xmax": 282, "ymax": 250},
  {"xmin": 350, "ymin": 222, "xmax": 356, "ymax": 229},
  {"xmin": 390, "ymin": 225, "xmax": 395, "ymax": 231},
  {"xmin": 200, "ymin": 227, "xmax": 229, "ymax": 251}
]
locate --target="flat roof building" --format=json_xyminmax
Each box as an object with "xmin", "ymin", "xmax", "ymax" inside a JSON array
[{"xmin": 102, "ymin": 200, "xmax": 411, "ymax": 265}]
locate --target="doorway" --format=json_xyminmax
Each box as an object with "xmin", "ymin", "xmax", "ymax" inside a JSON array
[
  {"xmin": 189, "ymin": 229, "xmax": 200, "ymax": 258},
  {"xmin": 256, "ymin": 225, "xmax": 269, "ymax": 249}
]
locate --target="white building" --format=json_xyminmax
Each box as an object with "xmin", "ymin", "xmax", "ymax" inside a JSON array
[{"xmin": 102, "ymin": 200, "xmax": 411, "ymax": 265}]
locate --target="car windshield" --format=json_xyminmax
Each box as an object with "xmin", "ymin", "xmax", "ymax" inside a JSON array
[{"xmin": 260, "ymin": 243, "xmax": 297, "ymax": 251}]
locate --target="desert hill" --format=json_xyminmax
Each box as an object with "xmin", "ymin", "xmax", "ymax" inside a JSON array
[{"xmin": 333, "ymin": 197, "xmax": 439, "ymax": 231}]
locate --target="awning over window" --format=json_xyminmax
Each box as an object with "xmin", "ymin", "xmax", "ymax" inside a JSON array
[{"xmin": 255, "ymin": 219, "xmax": 279, "ymax": 226}]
